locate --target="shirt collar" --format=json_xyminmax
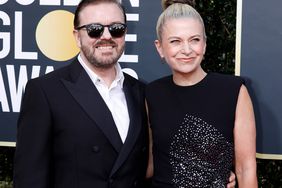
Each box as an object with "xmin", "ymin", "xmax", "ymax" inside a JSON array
[{"xmin": 77, "ymin": 54, "xmax": 125, "ymax": 88}]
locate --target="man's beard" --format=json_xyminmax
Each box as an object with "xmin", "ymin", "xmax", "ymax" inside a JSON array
[{"xmin": 81, "ymin": 40, "xmax": 125, "ymax": 69}]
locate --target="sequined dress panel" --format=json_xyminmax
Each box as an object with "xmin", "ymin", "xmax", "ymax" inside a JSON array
[{"xmin": 146, "ymin": 73, "xmax": 244, "ymax": 188}]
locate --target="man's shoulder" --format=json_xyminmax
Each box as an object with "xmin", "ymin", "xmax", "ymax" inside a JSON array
[{"xmin": 30, "ymin": 61, "xmax": 78, "ymax": 83}]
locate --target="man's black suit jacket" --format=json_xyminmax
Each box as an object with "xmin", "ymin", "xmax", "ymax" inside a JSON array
[{"xmin": 13, "ymin": 59, "xmax": 149, "ymax": 188}]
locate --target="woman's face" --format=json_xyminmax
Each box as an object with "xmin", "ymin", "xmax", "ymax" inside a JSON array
[{"xmin": 155, "ymin": 17, "xmax": 206, "ymax": 77}]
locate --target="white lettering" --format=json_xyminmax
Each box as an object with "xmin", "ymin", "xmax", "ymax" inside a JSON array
[
  {"xmin": 0, "ymin": 0, "xmax": 8, "ymax": 5},
  {"xmin": 0, "ymin": 65, "xmax": 56, "ymax": 113},
  {"xmin": 40, "ymin": 0, "xmax": 60, "ymax": 6},
  {"xmin": 0, "ymin": 33, "xmax": 10, "ymax": 59},
  {"xmin": 0, "ymin": 0, "xmax": 82, "ymax": 6},
  {"xmin": 31, "ymin": 66, "xmax": 40, "ymax": 79},
  {"xmin": 121, "ymin": 0, "xmax": 139, "ymax": 7},
  {"xmin": 129, "ymin": 0, "xmax": 139, "ymax": 7},
  {"xmin": 16, "ymin": 0, "xmax": 34, "ymax": 5},
  {"xmin": 31, "ymin": 65, "xmax": 54, "ymax": 78},
  {"xmin": 0, "ymin": 11, "xmax": 10, "ymax": 59},
  {"xmin": 122, "ymin": 68, "xmax": 138, "ymax": 79},
  {"xmin": 14, "ymin": 12, "xmax": 38, "ymax": 60},
  {"xmin": 45, "ymin": 66, "xmax": 54, "ymax": 74},
  {"xmin": 39, "ymin": 0, "xmax": 80, "ymax": 6},
  {"xmin": 64, "ymin": 0, "xmax": 80, "ymax": 6},
  {"xmin": 125, "ymin": 34, "xmax": 137, "ymax": 42},
  {"xmin": 0, "ymin": 67, "xmax": 10, "ymax": 112},
  {"xmin": 123, "ymin": 10, "xmax": 139, "ymax": 64},
  {"xmin": 126, "ymin": 14, "xmax": 139, "ymax": 21},
  {"xmin": 119, "ymin": 53, "xmax": 138, "ymax": 63},
  {"xmin": 7, "ymin": 65, "xmax": 28, "ymax": 112}
]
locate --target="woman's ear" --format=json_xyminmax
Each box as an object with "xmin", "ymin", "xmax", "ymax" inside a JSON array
[
  {"xmin": 154, "ymin": 39, "xmax": 164, "ymax": 59},
  {"xmin": 203, "ymin": 42, "xmax": 206, "ymax": 55}
]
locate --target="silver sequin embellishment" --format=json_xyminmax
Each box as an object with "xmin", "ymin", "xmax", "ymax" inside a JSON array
[{"xmin": 170, "ymin": 115, "xmax": 233, "ymax": 188}]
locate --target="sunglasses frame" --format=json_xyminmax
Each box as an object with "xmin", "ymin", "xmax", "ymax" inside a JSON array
[{"xmin": 76, "ymin": 23, "xmax": 127, "ymax": 38}]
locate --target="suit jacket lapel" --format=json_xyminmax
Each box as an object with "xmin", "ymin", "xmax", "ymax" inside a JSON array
[
  {"xmin": 61, "ymin": 61, "xmax": 123, "ymax": 152},
  {"xmin": 110, "ymin": 74, "xmax": 142, "ymax": 176}
]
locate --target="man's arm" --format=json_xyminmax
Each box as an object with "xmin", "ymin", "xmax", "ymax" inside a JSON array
[{"xmin": 13, "ymin": 80, "xmax": 53, "ymax": 188}]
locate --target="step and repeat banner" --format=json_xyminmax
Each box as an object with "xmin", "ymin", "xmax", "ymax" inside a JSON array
[
  {"xmin": 239, "ymin": 0, "xmax": 282, "ymax": 159},
  {"xmin": 0, "ymin": 0, "xmax": 170, "ymax": 145},
  {"xmin": 1, "ymin": 0, "xmax": 282, "ymax": 159}
]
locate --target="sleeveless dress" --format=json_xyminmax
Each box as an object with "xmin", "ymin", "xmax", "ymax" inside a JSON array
[{"xmin": 146, "ymin": 73, "xmax": 244, "ymax": 188}]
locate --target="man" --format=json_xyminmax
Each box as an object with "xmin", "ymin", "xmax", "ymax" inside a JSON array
[{"xmin": 13, "ymin": 0, "xmax": 148, "ymax": 187}]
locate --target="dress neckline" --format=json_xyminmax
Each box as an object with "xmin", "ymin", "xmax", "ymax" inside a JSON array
[{"xmin": 170, "ymin": 73, "xmax": 210, "ymax": 89}]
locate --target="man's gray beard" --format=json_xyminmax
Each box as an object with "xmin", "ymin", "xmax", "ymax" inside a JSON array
[{"xmin": 81, "ymin": 45, "xmax": 124, "ymax": 69}]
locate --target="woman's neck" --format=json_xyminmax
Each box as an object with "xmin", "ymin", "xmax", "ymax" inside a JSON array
[{"xmin": 172, "ymin": 68, "xmax": 207, "ymax": 86}]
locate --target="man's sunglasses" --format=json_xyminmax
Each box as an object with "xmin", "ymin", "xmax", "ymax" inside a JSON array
[{"xmin": 76, "ymin": 23, "xmax": 127, "ymax": 38}]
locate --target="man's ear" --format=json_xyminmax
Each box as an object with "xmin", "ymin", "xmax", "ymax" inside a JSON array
[{"xmin": 73, "ymin": 30, "xmax": 81, "ymax": 48}]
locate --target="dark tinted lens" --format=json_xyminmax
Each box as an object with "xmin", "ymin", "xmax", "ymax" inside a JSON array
[
  {"xmin": 108, "ymin": 23, "xmax": 126, "ymax": 38},
  {"xmin": 87, "ymin": 24, "xmax": 104, "ymax": 38}
]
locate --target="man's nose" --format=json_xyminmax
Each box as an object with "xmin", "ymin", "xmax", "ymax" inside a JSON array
[{"xmin": 100, "ymin": 27, "xmax": 112, "ymax": 39}]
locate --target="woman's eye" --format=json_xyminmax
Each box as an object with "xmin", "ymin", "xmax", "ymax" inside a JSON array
[
  {"xmin": 191, "ymin": 38, "xmax": 200, "ymax": 42},
  {"xmin": 170, "ymin": 40, "xmax": 180, "ymax": 44}
]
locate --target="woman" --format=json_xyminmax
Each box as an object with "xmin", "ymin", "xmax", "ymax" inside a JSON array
[{"xmin": 145, "ymin": 0, "xmax": 257, "ymax": 187}]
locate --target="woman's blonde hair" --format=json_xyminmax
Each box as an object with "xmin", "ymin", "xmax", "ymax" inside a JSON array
[{"xmin": 156, "ymin": 0, "xmax": 206, "ymax": 41}]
